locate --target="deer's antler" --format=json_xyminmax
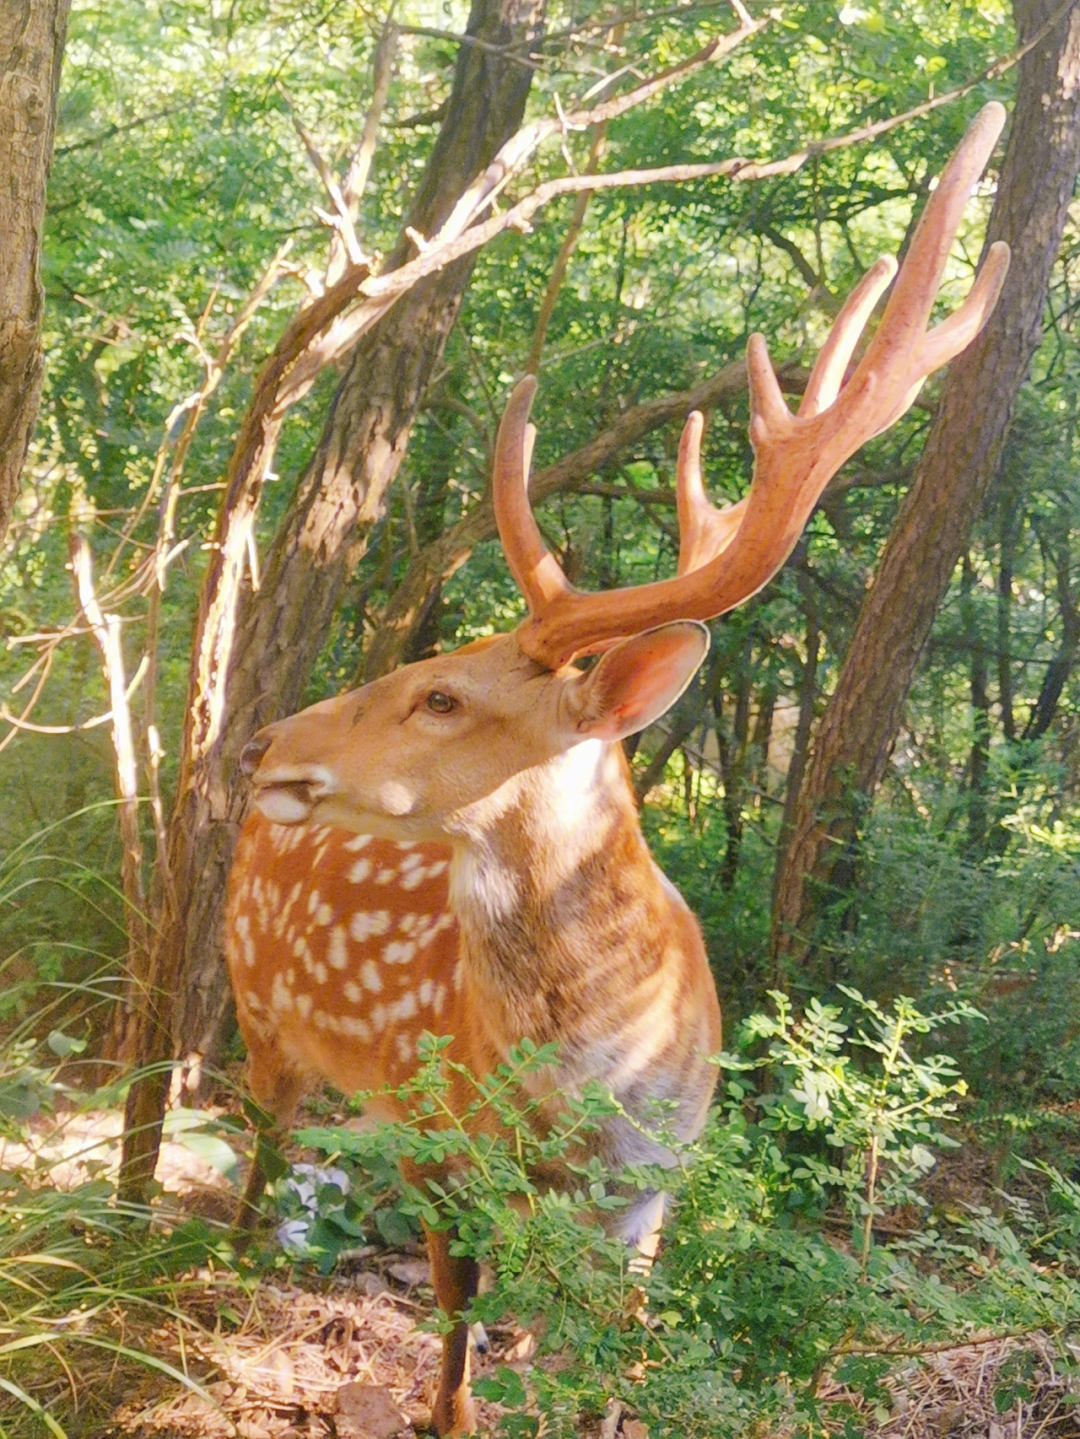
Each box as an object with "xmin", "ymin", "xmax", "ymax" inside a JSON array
[{"xmin": 495, "ymin": 103, "xmax": 1010, "ymax": 669}]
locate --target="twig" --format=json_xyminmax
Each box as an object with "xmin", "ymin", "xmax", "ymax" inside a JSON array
[
  {"xmin": 329, "ymin": 14, "xmax": 399, "ymax": 286},
  {"xmin": 0, "ymin": 649, "xmax": 55, "ymax": 755},
  {"xmin": 0, "ymin": 657, "xmax": 148, "ymax": 735},
  {"xmin": 395, "ymin": 23, "xmax": 540, "ymax": 66},
  {"xmin": 278, "ymin": 84, "xmax": 367, "ymax": 269},
  {"xmin": 835, "ymin": 1327, "xmax": 1051, "ymax": 1359},
  {"xmin": 526, "ymin": 118, "xmax": 610, "ymax": 374}
]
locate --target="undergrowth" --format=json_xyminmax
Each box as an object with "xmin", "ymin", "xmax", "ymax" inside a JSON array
[
  {"xmin": 286, "ymin": 993, "xmax": 1080, "ymax": 1438},
  {"xmin": 1, "ymin": 987, "xmax": 1079, "ymax": 1435}
]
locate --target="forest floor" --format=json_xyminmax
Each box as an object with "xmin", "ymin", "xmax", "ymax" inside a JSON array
[{"xmin": 2, "ymin": 1102, "xmax": 1079, "ymax": 1439}]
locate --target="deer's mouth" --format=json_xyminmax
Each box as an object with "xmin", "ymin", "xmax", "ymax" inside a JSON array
[
  {"xmin": 251, "ymin": 779, "xmax": 319, "ymax": 825},
  {"xmin": 245, "ymin": 761, "xmax": 338, "ymax": 825}
]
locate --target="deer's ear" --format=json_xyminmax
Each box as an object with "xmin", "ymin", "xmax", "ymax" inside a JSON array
[{"xmin": 565, "ymin": 622, "xmax": 709, "ymax": 742}]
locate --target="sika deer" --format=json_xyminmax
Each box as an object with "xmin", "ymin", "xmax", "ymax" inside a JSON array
[{"xmin": 227, "ymin": 106, "xmax": 1009, "ymax": 1436}]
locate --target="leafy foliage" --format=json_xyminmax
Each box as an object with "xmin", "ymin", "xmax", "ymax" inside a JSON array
[{"xmin": 285, "ymin": 1006, "xmax": 1080, "ymax": 1437}]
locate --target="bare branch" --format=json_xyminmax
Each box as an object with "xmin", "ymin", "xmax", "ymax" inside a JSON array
[
  {"xmin": 70, "ymin": 534, "xmax": 151, "ymax": 1036},
  {"xmin": 0, "ymin": 656, "xmax": 147, "ymax": 736},
  {"xmin": 396, "ymin": 22, "xmax": 540, "ymax": 65},
  {"xmin": 0, "ymin": 648, "xmax": 54, "ymax": 756},
  {"xmin": 429, "ymin": 13, "xmax": 766, "ymax": 247},
  {"xmin": 279, "ymin": 84, "xmax": 368, "ymax": 269},
  {"xmin": 335, "ymin": 16, "xmax": 401, "ymax": 259},
  {"xmin": 526, "ymin": 120, "xmax": 609, "ymax": 374}
]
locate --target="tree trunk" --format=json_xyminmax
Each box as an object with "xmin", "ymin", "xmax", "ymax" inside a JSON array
[
  {"xmin": 163, "ymin": 0, "xmax": 546, "ymax": 1074},
  {"xmin": 0, "ymin": 0, "xmax": 69, "ymax": 542},
  {"xmin": 771, "ymin": 561, "xmax": 819, "ymax": 939},
  {"xmin": 771, "ymin": 0, "xmax": 1080, "ymax": 968},
  {"xmin": 962, "ymin": 552, "xmax": 991, "ymax": 854},
  {"xmin": 716, "ymin": 639, "xmax": 752, "ymax": 892}
]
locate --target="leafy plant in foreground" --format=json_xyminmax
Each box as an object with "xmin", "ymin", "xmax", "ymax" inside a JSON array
[{"xmin": 290, "ymin": 997, "xmax": 1080, "ymax": 1438}]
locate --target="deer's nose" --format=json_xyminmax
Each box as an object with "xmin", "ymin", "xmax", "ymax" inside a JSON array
[{"xmin": 240, "ymin": 734, "xmax": 272, "ymax": 776}]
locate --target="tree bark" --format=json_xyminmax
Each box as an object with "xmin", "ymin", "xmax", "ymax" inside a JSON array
[
  {"xmin": 0, "ymin": 0, "xmax": 69, "ymax": 542},
  {"xmin": 771, "ymin": 0, "xmax": 1080, "ymax": 968},
  {"xmin": 164, "ymin": 0, "xmax": 546, "ymax": 1073}
]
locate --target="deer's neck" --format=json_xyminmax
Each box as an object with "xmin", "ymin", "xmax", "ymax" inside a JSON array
[{"xmin": 446, "ymin": 740, "xmax": 678, "ymax": 1039}]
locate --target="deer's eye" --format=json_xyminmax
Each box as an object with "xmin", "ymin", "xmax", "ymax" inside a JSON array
[{"xmin": 426, "ymin": 691, "xmax": 456, "ymax": 715}]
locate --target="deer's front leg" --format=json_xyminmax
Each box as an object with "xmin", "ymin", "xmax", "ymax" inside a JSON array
[{"xmin": 424, "ymin": 1221, "xmax": 480, "ymax": 1436}]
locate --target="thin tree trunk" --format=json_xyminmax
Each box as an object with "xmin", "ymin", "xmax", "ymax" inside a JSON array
[
  {"xmin": 716, "ymin": 638, "xmax": 753, "ymax": 892},
  {"xmin": 771, "ymin": 0, "xmax": 1080, "ymax": 968},
  {"xmin": 963, "ymin": 552, "xmax": 991, "ymax": 854},
  {"xmin": 0, "ymin": 0, "xmax": 69, "ymax": 542},
  {"xmin": 162, "ymin": 0, "xmax": 546, "ymax": 1079},
  {"xmin": 1021, "ymin": 536, "xmax": 1080, "ymax": 742},
  {"xmin": 997, "ymin": 485, "xmax": 1019, "ymax": 742},
  {"xmin": 772, "ymin": 563, "xmax": 820, "ymax": 935}
]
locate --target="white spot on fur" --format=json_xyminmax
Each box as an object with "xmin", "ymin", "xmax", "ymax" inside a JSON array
[
  {"xmin": 418, "ymin": 978, "xmax": 434, "ymax": 1007},
  {"xmin": 392, "ymin": 991, "xmax": 417, "ymax": 1021},
  {"xmin": 350, "ymin": 911, "xmax": 391, "ymax": 941},
  {"xmin": 270, "ymin": 973, "xmax": 293, "ymax": 1013},
  {"xmin": 344, "ymin": 835, "xmax": 372, "ymax": 853},
  {"xmin": 328, "ymin": 926, "xmax": 349, "ymax": 970},
  {"xmin": 344, "ymin": 981, "xmax": 362, "ymax": 1004},
  {"xmin": 361, "ymin": 960, "xmax": 382, "ymax": 993},
  {"xmin": 383, "ymin": 940, "xmax": 417, "ymax": 965},
  {"xmin": 378, "ymin": 780, "xmax": 414, "ymax": 816},
  {"xmin": 295, "ymin": 993, "xmax": 312, "ymax": 1020}
]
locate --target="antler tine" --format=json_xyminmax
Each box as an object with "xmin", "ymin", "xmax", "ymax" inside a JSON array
[
  {"xmin": 799, "ymin": 255, "xmax": 897, "ymax": 418},
  {"xmin": 492, "ymin": 375, "xmax": 571, "ymax": 611},
  {"xmin": 500, "ymin": 106, "xmax": 1009, "ymax": 670},
  {"xmin": 676, "ymin": 411, "xmax": 747, "ymax": 574},
  {"xmin": 863, "ymin": 102, "xmax": 1006, "ymax": 380},
  {"xmin": 915, "ymin": 239, "xmax": 1010, "ymax": 380}
]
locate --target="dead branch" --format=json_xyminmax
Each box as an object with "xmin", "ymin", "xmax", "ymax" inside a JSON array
[
  {"xmin": 328, "ymin": 17, "xmax": 400, "ymax": 286},
  {"xmin": 70, "ymin": 534, "xmax": 151, "ymax": 1061},
  {"xmin": 526, "ymin": 120, "xmax": 610, "ymax": 374}
]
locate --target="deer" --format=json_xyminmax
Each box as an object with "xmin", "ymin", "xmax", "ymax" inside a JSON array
[{"xmin": 226, "ymin": 105, "xmax": 1009, "ymax": 1437}]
